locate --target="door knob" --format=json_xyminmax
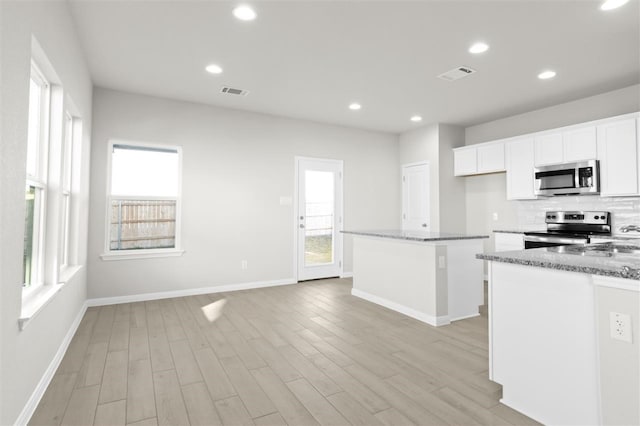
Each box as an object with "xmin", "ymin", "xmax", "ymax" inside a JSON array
[
  {"xmin": 422, "ymin": 224, "xmax": 427, "ymax": 227},
  {"xmin": 300, "ymin": 216, "xmax": 304, "ymax": 220}
]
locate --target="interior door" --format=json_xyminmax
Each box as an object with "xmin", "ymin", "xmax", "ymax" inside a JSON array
[
  {"xmin": 402, "ymin": 162, "xmax": 430, "ymax": 231},
  {"xmin": 297, "ymin": 158, "xmax": 343, "ymax": 281}
]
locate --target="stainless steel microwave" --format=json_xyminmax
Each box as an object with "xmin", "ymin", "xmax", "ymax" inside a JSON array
[{"xmin": 534, "ymin": 160, "xmax": 600, "ymax": 196}]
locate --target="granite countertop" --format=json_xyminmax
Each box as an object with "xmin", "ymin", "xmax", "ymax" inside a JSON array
[
  {"xmin": 477, "ymin": 241, "xmax": 640, "ymax": 280},
  {"xmin": 341, "ymin": 230, "xmax": 489, "ymax": 242},
  {"xmin": 493, "ymin": 229, "xmax": 544, "ymax": 234},
  {"xmin": 493, "ymin": 229, "xmax": 640, "ymax": 240}
]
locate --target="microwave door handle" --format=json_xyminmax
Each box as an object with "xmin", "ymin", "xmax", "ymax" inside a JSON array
[{"xmin": 575, "ymin": 169, "xmax": 580, "ymax": 189}]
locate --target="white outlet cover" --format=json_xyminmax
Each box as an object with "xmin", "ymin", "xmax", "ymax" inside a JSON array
[{"xmin": 610, "ymin": 312, "xmax": 633, "ymax": 343}]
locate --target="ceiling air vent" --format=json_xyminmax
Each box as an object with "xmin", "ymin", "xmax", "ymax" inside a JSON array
[
  {"xmin": 220, "ymin": 86, "xmax": 249, "ymax": 96},
  {"xmin": 437, "ymin": 66, "xmax": 477, "ymax": 82}
]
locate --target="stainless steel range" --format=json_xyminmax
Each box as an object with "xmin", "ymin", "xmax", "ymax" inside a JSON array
[{"xmin": 524, "ymin": 211, "xmax": 611, "ymax": 249}]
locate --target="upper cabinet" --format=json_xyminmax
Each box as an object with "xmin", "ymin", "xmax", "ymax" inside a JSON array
[
  {"xmin": 534, "ymin": 132, "xmax": 563, "ymax": 166},
  {"xmin": 564, "ymin": 126, "xmax": 597, "ymax": 162},
  {"xmin": 454, "ymin": 142, "xmax": 505, "ymax": 176},
  {"xmin": 534, "ymin": 127, "xmax": 598, "ymax": 166},
  {"xmin": 506, "ymin": 137, "xmax": 537, "ymax": 200},
  {"xmin": 454, "ymin": 146, "xmax": 478, "ymax": 175},
  {"xmin": 454, "ymin": 112, "xmax": 639, "ymax": 200},
  {"xmin": 597, "ymin": 118, "xmax": 639, "ymax": 196}
]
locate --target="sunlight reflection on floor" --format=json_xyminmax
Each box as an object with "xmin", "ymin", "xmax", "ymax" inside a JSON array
[{"xmin": 200, "ymin": 298, "xmax": 227, "ymax": 322}]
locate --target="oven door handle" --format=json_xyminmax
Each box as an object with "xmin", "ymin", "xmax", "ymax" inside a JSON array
[{"xmin": 524, "ymin": 235, "xmax": 588, "ymax": 245}]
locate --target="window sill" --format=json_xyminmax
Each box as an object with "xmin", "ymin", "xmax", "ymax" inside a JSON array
[
  {"xmin": 20, "ymin": 284, "xmax": 64, "ymax": 331},
  {"xmin": 59, "ymin": 265, "xmax": 83, "ymax": 284},
  {"xmin": 100, "ymin": 249, "xmax": 185, "ymax": 261}
]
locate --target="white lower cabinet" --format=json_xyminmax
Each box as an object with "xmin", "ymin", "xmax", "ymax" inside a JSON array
[
  {"xmin": 489, "ymin": 263, "xmax": 600, "ymax": 425},
  {"xmin": 597, "ymin": 118, "xmax": 639, "ymax": 196},
  {"xmin": 505, "ymin": 137, "xmax": 536, "ymax": 200}
]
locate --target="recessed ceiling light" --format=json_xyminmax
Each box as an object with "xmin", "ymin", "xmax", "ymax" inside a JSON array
[
  {"xmin": 205, "ymin": 64, "xmax": 223, "ymax": 74},
  {"xmin": 469, "ymin": 42, "xmax": 489, "ymax": 54},
  {"xmin": 349, "ymin": 103, "xmax": 362, "ymax": 110},
  {"xmin": 538, "ymin": 70, "xmax": 557, "ymax": 80},
  {"xmin": 233, "ymin": 5, "xmax": 257, "ymax": 21},
  {"xmin": 410, "ymin": 115, "xmax": 423, "ymax": 122},
  {"xmin": 600, "ymin": 0, "xmax": 629, "ymax": 10}
]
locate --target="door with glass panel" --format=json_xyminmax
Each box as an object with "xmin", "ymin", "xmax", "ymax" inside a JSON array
[{"xmin": 297, "ymin": 158, "xmax": 343, "ymax": 281}]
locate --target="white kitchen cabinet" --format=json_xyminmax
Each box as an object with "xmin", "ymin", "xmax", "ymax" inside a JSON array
[
  {"xmin": 535, "ymin": 127, "xmax": 598, "ymax": 166},
  {"xmin": 494, "ymin": 232, "xmax": 524, "ymax": 251},
  {"xmin": 489, "ymin": 263, "xmax": 600, "ymax": 425},
  {"xmin": 564, "ymin": 126, "xmax": 597, "ymax": 162},
  {"xmin": 597, "ymin": 118, "xmax": 639, "ymax": 196},
  {"xmin": 534, "ymin": 132, "xmax": 563, "ymax": 166},
  {"xmin": 453, "ymin": 146, "xmax": 477, "ymax": 176},
  {"xmin": 506, "ymin": 137, "xmax": 536, "ymax": 200},
  {"xmin": 477, "ymin": 143, "xmax": 505, "ymax": 173},
  {"xmin": 454, "ymin": 142, "xmax": 505, "ymax": 176}
]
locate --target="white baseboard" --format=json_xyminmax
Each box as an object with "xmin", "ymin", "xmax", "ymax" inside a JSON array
[
  {"xmin": 87, "ymin": 278, "xmax": 297, "ymax": 307},
  {"xmin": 340, "ymin": 272, "xmax": 353, "ymax": 278},
  {"xmin": 15, "ymin": 301, "xmax": 88, "ymax": 426},
  {"xmin": 351, "ymin": 288, "xmax": 450, "ymax": 327}
]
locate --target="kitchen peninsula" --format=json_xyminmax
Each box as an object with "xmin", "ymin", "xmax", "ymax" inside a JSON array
[
  {"xmin": 342, "ymin": 230, "xmax": 488, "ymax": 327},
  {"xmin": 478, "ymin": 242, "xmax": 640, "ymax": 425}
]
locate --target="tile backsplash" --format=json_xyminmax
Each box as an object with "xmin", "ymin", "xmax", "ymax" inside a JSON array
[{"xmin": 516, "ymin": 196, "xmax": 640, "ymax": 233}]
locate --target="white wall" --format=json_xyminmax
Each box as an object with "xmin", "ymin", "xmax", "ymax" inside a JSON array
[
  {"xmin": 398, "ymin": 123, "xmax": 466, "ymax": 233},
  {"xmin": 437, "ymin": 124, "xmax": 466, "ymax": 233},
  {"xmin": 466, "ymin": 84, "xmax": 640, "ymax": 145},
  {"xmin": 0, "ymin": 1, "xmax": 92, "ymax": 424},
  {"xmin": 463, "ymin": 85, "xmax": 640, "ymax": 252},
  {"xmin": 88, "ymin": 88, "xmax": 400, "ymax": 299}
]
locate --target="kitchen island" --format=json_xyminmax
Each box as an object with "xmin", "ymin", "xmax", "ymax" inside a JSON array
[
  {"xmin": 477, "ymin": 242, "xmax": 639, "ymax": 426},
  {"xmin": 342, "ymin": 230, "xmax": 488, "ymax": 327}
]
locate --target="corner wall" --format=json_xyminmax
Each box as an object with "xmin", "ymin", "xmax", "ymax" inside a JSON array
[
  {"xmin": 398, "ymin": 123, "xmax": 466, "ymax": 233},
  {"xmin": 0, "ymin": 2, "xmax": 93, "ymax": 424},
  {"xmin": 87, "ymin": 88, "xmax": 400, "ymax": 299}
]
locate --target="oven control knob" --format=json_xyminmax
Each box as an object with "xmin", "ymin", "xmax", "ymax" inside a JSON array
[
  {"xmin": 547, "ymin": 215, "xmax": 552, "ymax": 219},
  {"xmin": 594, "ymin": 215, "xmax": 599, "ymax": 220},
  {"xmin": 552, "ymin": 215, "xmax": 557, "ymax": 219}
]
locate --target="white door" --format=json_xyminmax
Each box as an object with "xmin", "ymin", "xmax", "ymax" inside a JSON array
[
  {"xmin": 402, "ymin": 162, "xmax": 430, "ymax": 231},
  {"xmin": 296, "ymin": 158, "xmax": 343, "ymax": 281}
]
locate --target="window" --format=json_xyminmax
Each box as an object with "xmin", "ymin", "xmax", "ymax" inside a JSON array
[
  {"xmin": 23, "ymin": 63, "xmax": 50, "ymax": 289},
  {"xmin": 106, "ymin": 143, "xmax": 182, "ymax": 256}
]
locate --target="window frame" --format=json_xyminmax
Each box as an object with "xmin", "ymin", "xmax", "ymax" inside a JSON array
[
  {"xmin": 23, "ymin": 62, "xmax": 51, "ymax": 294},
  {"xmin": 59, "ymin": 111, "xmax": 74, "ymax": 272},
  {"xmin": 101, "ymin": 140, "xmax": 184, "ymax": 261}
]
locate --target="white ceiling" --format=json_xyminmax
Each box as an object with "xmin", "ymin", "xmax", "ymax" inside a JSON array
[{"xmin": 68, "ymin": 0, "xmax": 640, "ymax": 134}]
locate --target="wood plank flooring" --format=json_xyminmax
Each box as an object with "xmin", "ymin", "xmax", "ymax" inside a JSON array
[{"xmin": 29, "ymin": 278, "xmax": 538, "ymax": 426}]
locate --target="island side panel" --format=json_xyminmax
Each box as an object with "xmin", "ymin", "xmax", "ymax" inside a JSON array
[
  {"xmin": 489, "ymin": 262, "xmax": 599, "ymax": 425},
  {"xmin": 351, "ymin": 236, "xmax": 443, "ymax": 325},
  {"xmin": 446, "ymin": 240, "xmax": 484, "ymax": 321},
  {"xmin": 594, "ymin": 280, "xmax": 640, "ymax": 426}
]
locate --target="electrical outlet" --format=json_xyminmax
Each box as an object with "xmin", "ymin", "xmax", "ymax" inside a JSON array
[
  {"xmin": 492, "ymin": 212, "xmax": 499, "ymax": 221},
  {"xmin": 241, "ymin": 260, "xmax": 248, "ymax": 270},
  {"xmin": 610, "ymin": 312, "xmax": 632, "ymax": 343}
]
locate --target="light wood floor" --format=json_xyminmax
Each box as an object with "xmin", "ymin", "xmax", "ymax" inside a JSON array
[{"xmin": 30, "ymin": 278, "xmax": 538, "ymax": 426}]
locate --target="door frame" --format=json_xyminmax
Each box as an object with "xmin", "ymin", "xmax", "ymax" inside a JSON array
[
  {"xmin": 401, "ymin": 161, "xmax": 430, "ymax": 231},
  {"xmin": 293, "ymin": 156, "xmax": 344, "ymax": 282}
]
